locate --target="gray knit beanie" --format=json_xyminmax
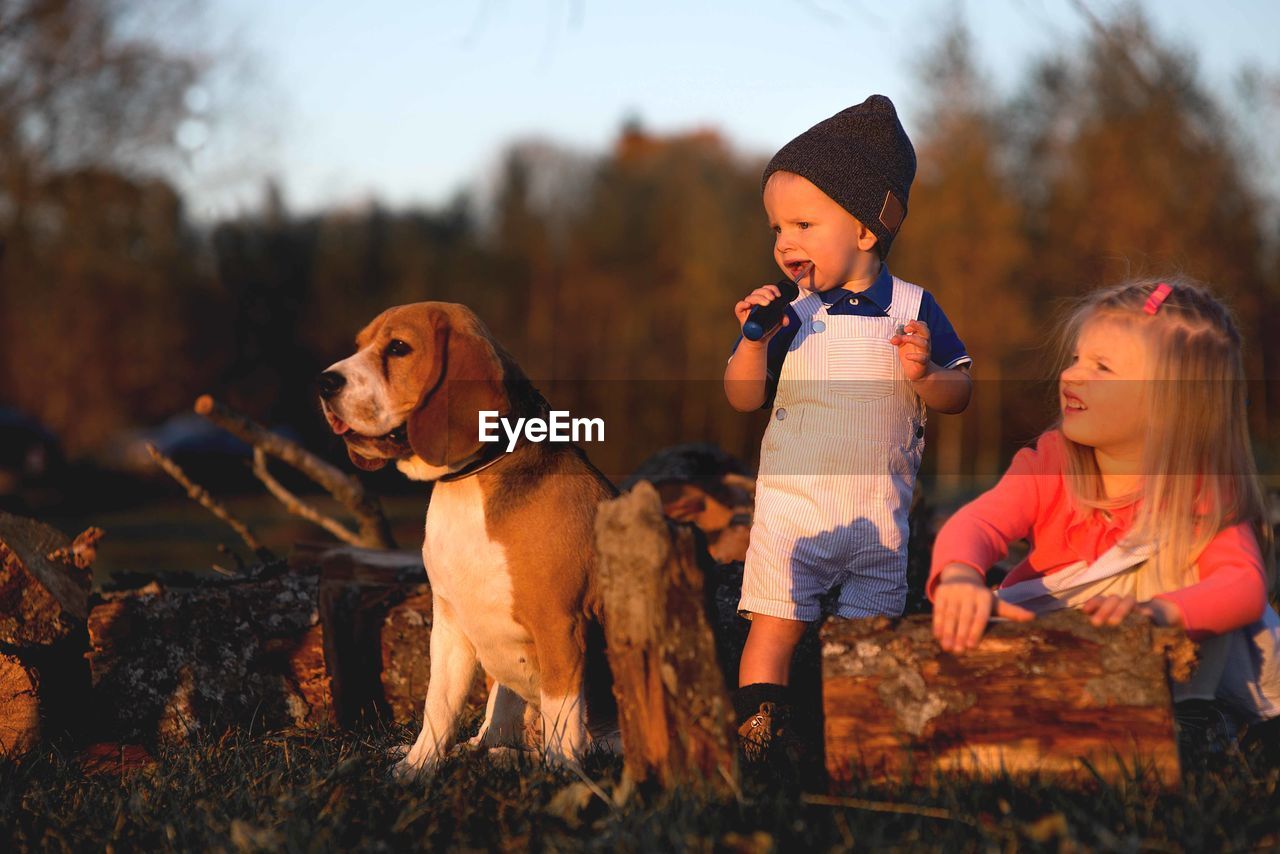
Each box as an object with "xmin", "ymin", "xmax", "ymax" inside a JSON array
[{"xmin": 763, "ymin": 94, "xmax": 916, "ymax": 256}]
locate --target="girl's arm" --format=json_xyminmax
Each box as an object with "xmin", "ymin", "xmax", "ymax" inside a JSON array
[
  {"xmin": 926, "ymin": 432, "xmax": 1058, "ymax": 600},
  {"xmin": 1153, "ymin": 522, "xmax": 1268, "ymax": 640},
  {"xmin": 929, "ymin": 433, "xmax": 1059, "ymax": 651}
]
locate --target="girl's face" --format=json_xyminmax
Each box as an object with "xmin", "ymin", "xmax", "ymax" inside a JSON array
[
  {"xmin": 763, "ymin": 172, "xmax": 876, "ymax": 292},
  {"xmin": 1059, "ymin": 316, "xmax": 1152, "ymax": 460}
]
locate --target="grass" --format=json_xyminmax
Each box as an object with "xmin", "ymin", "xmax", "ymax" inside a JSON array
[{"xmin": 2, "ymin": 722, "xmax": 1278, "ymax": 852}]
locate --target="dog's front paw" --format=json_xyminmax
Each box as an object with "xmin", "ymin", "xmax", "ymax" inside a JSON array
[{"xmin": 389, "ymin": 748, "xmax": 439, "ymax": 784}]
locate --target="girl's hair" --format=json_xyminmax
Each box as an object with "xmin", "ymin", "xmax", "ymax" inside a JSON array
[{"xmin": 1052, "ymin": 276, "xmax": 1273, "ymax": 592}]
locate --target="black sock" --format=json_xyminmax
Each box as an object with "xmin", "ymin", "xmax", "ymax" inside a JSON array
[{"xmin": 732, "ymin": 682, "xmax": 792, "ymax": 723}]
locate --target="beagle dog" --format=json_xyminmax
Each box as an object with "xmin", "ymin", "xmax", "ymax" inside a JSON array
[{"xmin": 317, "ymin": 302, "xmax": 617, "ymax": 775}]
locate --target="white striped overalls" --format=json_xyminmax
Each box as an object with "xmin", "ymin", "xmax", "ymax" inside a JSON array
[{"xmin": 739, "ymin": 276, "xmax": 927, "ymax": 621}]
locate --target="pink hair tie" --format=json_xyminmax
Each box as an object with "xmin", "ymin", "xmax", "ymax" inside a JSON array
[{"xmin": 1144, "ymin": 282, "xmax": 1173, "ymax": 315}]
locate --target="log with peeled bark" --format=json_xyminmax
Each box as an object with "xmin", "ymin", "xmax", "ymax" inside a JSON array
[
  {"xmin": 820, "ymin": 611, "xmax": 1195, "ymax": 789},
  {"xmin": 594, "ymin": 482, "xmax": 737, "ymax": 794}
]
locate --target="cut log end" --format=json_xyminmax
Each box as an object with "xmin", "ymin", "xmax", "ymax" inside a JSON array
[{"xmin": 0, "ymin": 654, "xmax": 40, "ymax": 756}]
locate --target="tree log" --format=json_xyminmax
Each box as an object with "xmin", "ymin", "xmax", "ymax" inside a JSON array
[
  {"xmin": 0, "ymin": 653, "xmax": 39, "ymax": 755},
  {"xmin": 0, "ymin": 513, "xmax": 97, "ymax": 753},
  {"xmin": 288, "ymin": 542, "xmax": 487, "ymax": 726},
  {"xmin": 378, "ymin": 589, "xmax": 449, "ymax": 723},
  {"xmin": 0, "ymin": 512, "xmax": 92, "ymax": 647},
  {"xmin": 594, "ymin": 482, "xmax": 737, "ymax": 794},
  {"xmin": 86, "ymin": 569, "xmax": 329, "ymax": 743},
  {"xmin": 821, "ymin": 612, "xmax": 1194, "ymax": 788}
]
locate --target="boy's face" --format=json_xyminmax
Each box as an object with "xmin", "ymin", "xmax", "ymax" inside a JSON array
[{"xmin": 763, "ymin": 171, "xmax": 879, "ymax": 292}]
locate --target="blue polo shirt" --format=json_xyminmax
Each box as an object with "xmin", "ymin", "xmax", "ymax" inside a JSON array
[{"xmin": 731, "ymin": 265, "xmax": 971, "ymax": 408}]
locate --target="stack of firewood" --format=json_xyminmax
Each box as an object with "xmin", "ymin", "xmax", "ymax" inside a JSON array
[
  {"xmin": 0, "ymin": 511, "xmax": 481, "ymax": 752},
  {"xmin": 0, "ymin": 513, "xmax": 96, "ymax": 754}
]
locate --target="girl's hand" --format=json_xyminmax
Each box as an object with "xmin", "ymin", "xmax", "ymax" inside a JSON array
[
  {"xmin": 933, "ymin": 563, "xmax": 1035, "ymax": 653},
  {"xmin": 733, "ymin": 285, "xmax": 791, "ymax": 343},
  {"xmin": 891, "ymin": 319, "xmax": 932, "ymax": 382},
  {"xmin": 1081, "ymin": 595, "xmax": 1185, "ymax": 628}
]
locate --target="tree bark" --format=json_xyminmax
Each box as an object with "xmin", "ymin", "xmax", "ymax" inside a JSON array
[
  {"xmin": 595, "ymin": 482, "xmax": 737, "ymax": 794},
  {"xmin": 0, "ymin": 513, "xmax": 96, "ymax": 753},
  {"xmin": 0, "ymin": 512, "xmax": 92, "ymax": 646},
  {"xmin": 85, "ymin": 569, "xmax": 329, "ymax": 743},
  {"xmin": 288, "ymin": 542, "xmax": 487, "ymax": 726},
  {"xmin": 820, "ymin": 611, "xmax": 1194, "ymax": 788}
]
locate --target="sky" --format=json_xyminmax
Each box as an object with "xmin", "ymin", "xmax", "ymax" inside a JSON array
[{"xmin": 177, "ymin": 0, "xmax": 1280, "ymax": 221}]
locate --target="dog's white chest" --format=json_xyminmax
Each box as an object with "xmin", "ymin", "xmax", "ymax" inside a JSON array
[{"xmin": 423, "ymin": 478, "xmax": 537, "ymax": 697}]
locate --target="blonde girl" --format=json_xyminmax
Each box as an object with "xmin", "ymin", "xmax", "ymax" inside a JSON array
[{"xmin": 929, "ymin": 277, "xmax": 1278, "ymax": 734}]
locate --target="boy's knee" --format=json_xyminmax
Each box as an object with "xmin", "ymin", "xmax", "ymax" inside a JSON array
[{"xmin": 747, "ymin": 613, "xmax": 811, "ymax": 642}]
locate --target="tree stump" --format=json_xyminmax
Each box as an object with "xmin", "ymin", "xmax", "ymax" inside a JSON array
[
  {"xmin": 288, "ymin": 542, "xmax": 487, "ymax": 727},
  {"xmin": 594, "ymin": 482, "xmax": 737, "ymax": 794},
  {"xmin": 86, "ymin": 569, "xmax": 328, "ymax": 743},
  {"xmin": 380, "ymin": 589, "xmax": 436, "ymax": 722},
  {"xmin": 821, "ymin": 612, "xmax": 1195, "ymax": 788}
]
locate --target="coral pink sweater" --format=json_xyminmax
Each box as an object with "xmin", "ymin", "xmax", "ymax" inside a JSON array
[{"xmin": 927, "ymin": 430, "xmax": 1267, "ymax": 640}]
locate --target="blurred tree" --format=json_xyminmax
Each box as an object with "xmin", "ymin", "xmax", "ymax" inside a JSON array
[
  {"xmin": 210, "ymin": 182, "xmax": 317, "ymax": 425},
  {"xmin": 1014, "ymin": 9, "xmax": 1272, "ymax": 436},
  {"xmin": 490, "ymin": 145, "xmax": 559, "ymax": 378},
  {"xmin": 555, "ymin": 123, "xmax": 774, "ymax": 472},
  {"xmin": 0, "ymin": 0, "xmax": 216, "ymax": 452},
  {"xmin": 893, "ymin": 21, "xmax": 1034, "ymax": 487},
  {"xmin": 6, "ymin": 168, "xmax": 219, "ymax": 451}
]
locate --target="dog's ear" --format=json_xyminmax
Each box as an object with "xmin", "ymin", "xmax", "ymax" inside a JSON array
[{"xmin": 407, "ymin": 325, "xmax": 509, "ymax": 468}]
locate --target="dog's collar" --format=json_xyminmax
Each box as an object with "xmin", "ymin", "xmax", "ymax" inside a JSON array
[
  {"xmin": 436, "ymin": 397, "xmax": 551, "ymax": 483},
  {"xmin": 436, "ymin": 446, "xmax": 509, "ymax": 482}
]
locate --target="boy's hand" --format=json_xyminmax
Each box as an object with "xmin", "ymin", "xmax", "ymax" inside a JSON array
[
  {"xmin": 1080, "ymin": 595, "xmax": 1184, "ymax": 628},
  {"xmin": 890, "ymin": 320, "xmax": 932, "ymax": 381},
  {"xmin": 734, "ymin": 285, "xmax": 791, "ymax": 344},
  {"xmin": 932, "ymin": 563, "xmax": 1035, "ymax": 653}
]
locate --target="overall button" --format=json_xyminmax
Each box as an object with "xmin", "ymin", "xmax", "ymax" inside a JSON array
[
  {"xmin": 811, "ymin": 320, "xmax": 826, "ymax": 333},
  {"xmin": 775, "ymin": 408, "xmax": 788, "ymax": 421}
]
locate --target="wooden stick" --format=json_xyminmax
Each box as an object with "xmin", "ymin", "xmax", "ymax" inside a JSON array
[
  {"xmin": 800, "ymin": 793, "xmax": 975, "ymax": 827},
  {"xmin": 145, "ymin": 443, "xmax": 274, "ymax": 561},
  {"xmin": 251, "ymin": 448, "xmax": 365, "ymax": 548},
  {"xmin": 194, "ymin": 396, "xmax": 395, "ymax": 549}
]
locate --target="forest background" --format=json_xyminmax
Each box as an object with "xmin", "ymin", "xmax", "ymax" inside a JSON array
[{"xmin": 3, "ymin": 0, "xmax": 1279, "ymax": 522}]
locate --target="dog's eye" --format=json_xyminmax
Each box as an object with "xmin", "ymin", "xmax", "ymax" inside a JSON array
[{"xmin": 387, "ymin": 339, "xmax": 413, "ymax": 357}]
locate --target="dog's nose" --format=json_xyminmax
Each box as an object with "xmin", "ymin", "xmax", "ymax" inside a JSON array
[{"xmin": 317, "ymin": 370, "xmax": 346, "ymax": 399}]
